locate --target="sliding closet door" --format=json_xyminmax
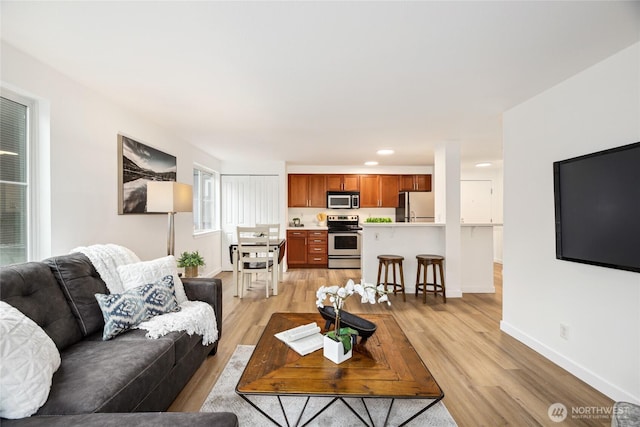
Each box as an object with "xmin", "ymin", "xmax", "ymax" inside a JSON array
[{"xmin": 221, "ymin": 175, "xmax": 279, "ymax": 270}]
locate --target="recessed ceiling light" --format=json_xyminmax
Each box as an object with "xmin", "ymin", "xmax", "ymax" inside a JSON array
[
  {"xmin": 365, "ymin": 161, "xmax": 379, "ymax": 166},
  {"xmin": 475, "ymin": 162, "xmax": 492, "ymax": 168},
  {"xmin": 376, "ymin": 149, "xmax": 394, "ymax": 155}
]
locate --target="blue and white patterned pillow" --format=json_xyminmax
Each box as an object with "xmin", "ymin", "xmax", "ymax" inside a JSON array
[{"xmin": 95, "ymin": 275, "xmax": 181, "ymax": 340}]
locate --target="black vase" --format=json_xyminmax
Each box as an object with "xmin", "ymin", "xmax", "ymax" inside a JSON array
[{"xmin": 318, "ymin": 306, "xmax": 377, "ymax": 340}]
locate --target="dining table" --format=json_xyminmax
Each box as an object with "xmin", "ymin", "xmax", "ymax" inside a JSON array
[{"xmin": 229, "ymin": 238, "xmax": 286, "ymax": 297}]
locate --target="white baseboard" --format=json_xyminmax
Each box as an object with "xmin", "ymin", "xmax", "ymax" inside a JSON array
[
  {"xmin": 445, "ymin": 289, "xmax": 463, "ymax": 298},
  {"xmin": 462, "ymin": 286, "xmax": 495, "ymax": 293},
  {"xmin": 500, "ymin": 320, "xmax": 640, "ymax": 404}
]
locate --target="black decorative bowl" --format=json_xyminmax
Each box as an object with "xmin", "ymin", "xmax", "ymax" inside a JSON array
[{"xmin": 318, "ymin": 306, "xmax": 377, "ymax": 340}]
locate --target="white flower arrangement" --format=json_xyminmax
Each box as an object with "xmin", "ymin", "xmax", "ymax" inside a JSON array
[{"xmin": 316, "ymin": 279, "xmax": 390, "ymax": 354}]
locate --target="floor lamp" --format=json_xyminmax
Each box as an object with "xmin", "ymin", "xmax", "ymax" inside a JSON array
[{"xmin": 146, "ymin": 181, "xmax": 193, "ymax": 256}]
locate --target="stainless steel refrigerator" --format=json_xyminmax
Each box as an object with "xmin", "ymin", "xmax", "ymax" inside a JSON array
[{"xmin": 396, "ymin": 192, "xmax": 435, "ymax": 222}]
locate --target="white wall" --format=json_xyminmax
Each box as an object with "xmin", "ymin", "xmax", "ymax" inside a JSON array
[
  {"xmin": 502, "ymin": 42, "xmax": 640, "ymax": 403},
  {"xmin": 1, "ymin": 42, "xmax": 223, "ymax": 276}
]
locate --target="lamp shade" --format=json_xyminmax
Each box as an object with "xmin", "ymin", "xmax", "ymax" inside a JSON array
[{"xmin": 146, "ymin": 181, "xmax": 193, "ymax": 213}]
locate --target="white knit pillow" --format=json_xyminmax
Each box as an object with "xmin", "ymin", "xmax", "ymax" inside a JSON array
[
  {"xmin": 0, "ymin": 301, "xmax": 61, "ymax": 419},
  {"xmin": 117, "ymin": 255, "xmax": 188, "ymax": 303}
]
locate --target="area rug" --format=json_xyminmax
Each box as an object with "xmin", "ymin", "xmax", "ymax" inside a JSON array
[{"xmin": 201, "ymin": 345, "xmax": 457, "ymax": 426}]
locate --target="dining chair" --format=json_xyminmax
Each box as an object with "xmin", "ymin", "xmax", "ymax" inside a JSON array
[
  {"xmin": 236, "ymin": 226, "xmax": 273, "ymax": 298},
  {"xmin": 256, "ymin": 223, "xmax": 282, "ymax": 282}
]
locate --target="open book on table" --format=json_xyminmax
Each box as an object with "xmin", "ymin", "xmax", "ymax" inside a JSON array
[{"xmin": 274, "ymin": 322, "xmax": 323, "ymax": 356}]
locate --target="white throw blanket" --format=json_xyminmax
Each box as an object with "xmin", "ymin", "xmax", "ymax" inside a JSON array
[
  {"xmin": 72, "ymin": 244, "xmax": 218, "ymax": 345},
  {"xmin": 72, "ymin": 244, "xmax": 140, "ymax": 294},
  {"xmin": 136, "ymin": 301, "xmax": 219, "ymax": 346}
]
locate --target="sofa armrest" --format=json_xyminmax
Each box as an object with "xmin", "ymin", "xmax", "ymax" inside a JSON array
[{"xmin": 182, "ymin": 277, "xmax": 223, "ymax": 340}]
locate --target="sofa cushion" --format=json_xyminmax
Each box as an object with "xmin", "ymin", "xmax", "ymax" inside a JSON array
[
  {"xmin": 0, "ymin": 301, "xmax": 61, "ymax": 419},
  {"xmin": 117, "ymin": 256, "xmax": 188, "ymax": 303},
  {"xmin": 159, "ymin": 330, "xmax": 202, "ymax": 363},
  {"xmin": 0, "ymin": 412, "xmax": 239, "ymax": 427},
  {"xmin": 37, "ymin": 335, "xmax": 175, "ymax": 414},
  {"xmin": 0, "ymin": 262, "xmax": 82, "ymax": 350},
  {"xmin": 86, "ymin": 328, "xmax": 201, "ymax": 368},
  {"xmin": 95, "ymin": 276, "xmax": 181, "ymax": 340},
  {"xmin": 44, "ymin": 253, "xmax": 108, "ymax": 337}
]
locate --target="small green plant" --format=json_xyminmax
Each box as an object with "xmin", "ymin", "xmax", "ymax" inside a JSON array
[
  {"xmin": 365, "ymin": 217, "xmax": 392, "ymax": 223},
  {"xmin": 176, "ymin": 251, "xmax": 205, "ymax": 268}
]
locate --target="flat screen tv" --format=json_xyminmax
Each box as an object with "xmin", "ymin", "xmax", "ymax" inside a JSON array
[{"xmin": 553, "ymin": 141, "xmax": 640, "ymax": 273}]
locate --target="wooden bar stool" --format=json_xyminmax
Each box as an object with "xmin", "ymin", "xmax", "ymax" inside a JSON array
[
  {"xmin": 376, "ymin": 255, "xmax": 406, "ymax": 302},
  {"xmin": 415, "ymin": 254, "xmax": 446, "ymax": 303}
]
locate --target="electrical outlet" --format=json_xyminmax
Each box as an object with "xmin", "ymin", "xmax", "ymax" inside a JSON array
[{"xmin": 560, "ymin": 323, "xmax": 569, "ymax": 340}]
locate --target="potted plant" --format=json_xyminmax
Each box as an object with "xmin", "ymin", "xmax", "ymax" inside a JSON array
[
  {"xmin": 316, "ymin": 279, "xmax": 390, "ymax": 364},
  {"xmin": 177, "ymin": 251, "xmax": 205, "ymax": 278}
]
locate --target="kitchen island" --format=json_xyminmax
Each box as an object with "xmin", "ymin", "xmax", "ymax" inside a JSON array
[{"xmin": 360, "ymin": 222, "xmax": 497, "ymax": 297}]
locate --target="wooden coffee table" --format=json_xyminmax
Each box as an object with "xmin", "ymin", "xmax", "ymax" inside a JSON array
[{"xmin": 236, "ymin": 312, "xmax": 444, "ymax": 426}]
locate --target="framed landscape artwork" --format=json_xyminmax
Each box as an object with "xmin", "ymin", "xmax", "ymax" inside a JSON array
[{"xmin": 117, "ymin": 135, "xmax": 177, "ymax": 214}]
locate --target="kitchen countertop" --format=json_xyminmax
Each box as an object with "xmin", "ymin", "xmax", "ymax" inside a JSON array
[
  {"xmin": 361, "ymin": 222, "xmax": 444, "ymax": 227},
  {"xmin": 360, "ymin": 222, "xmax": 501, "ymax": 227},
  {"xmin": 286, "ymin": 225, "xmax": 328, "ymax": 231}
]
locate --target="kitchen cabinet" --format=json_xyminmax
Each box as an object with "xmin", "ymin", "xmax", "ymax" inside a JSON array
[
  {"xmin": 286, "ymin": 230, "xmax": 308, "ymax": 265},
  {"xmin": 326, "ymin": 174, "xmax": 360, "ymax": 191},
  {"xmin": 359, "ymin": 175, "xmax": 379, "ymax": 207},
  {"xmin": 307, "ymin": 230, "xmax": 328, "ymax": 266},
  {"xmin": 359, "ymin": 175, "xmax": 400, "ymax": 208},
  {"xmin": 399, "ymin": 174, "xmax": 432, "ymax": 192},
  {"xmin": 286, "ymin": 230, "xmax": 327, "ymax": 267},
  {"xmin": 380, "ymin": 175, "xmax": 400, "ymax": 207},
  {"xmin": 288, "ymin": 175, "xmax": 326, "ymax": 207}
]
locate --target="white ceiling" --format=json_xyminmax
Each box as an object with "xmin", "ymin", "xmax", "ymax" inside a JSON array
[{"xmin": 2, "ymin": 1, "xmax": 639, "ymax": 167}]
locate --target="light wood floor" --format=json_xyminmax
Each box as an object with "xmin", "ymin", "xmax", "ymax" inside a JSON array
[{"xmin": 169, "ymin": 265, "xmax": 613, "ymax": 426}]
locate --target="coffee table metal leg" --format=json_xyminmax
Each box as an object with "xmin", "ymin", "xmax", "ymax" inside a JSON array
[
  {"xmin": 397, "ymin": 395, "xmax": 444, "ymax": 427},
  {"xmin": 291, "ymin": 396, "xmax": 311, "ymax": 427},
  {"xmin": 239, "ymin": 393, "xmax": 444, "ymax": 427},
  {"xmin": 359, "ymin": 398, "xmax": 376, "ymax": 426},
  {"xmin": 339, "ymin": 398, "xmax": 375, "ymax": 426},
  {"xmin": 238, "ymin": 393, "xmax": 284, "ymax": 426},
  {"xmin": 299, "ymin": 397, "xmax": 340, "ymax": 426}
]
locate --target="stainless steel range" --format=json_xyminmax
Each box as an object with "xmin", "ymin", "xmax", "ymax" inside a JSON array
[{"xmin": 327, "ymin": 214, "xmax": 362, "ymax": 269}]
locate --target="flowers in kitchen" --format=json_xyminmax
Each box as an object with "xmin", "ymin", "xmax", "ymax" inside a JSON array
[{"xmin": 316, "ymin": 279, "xmax": 390, "ymax": 354}]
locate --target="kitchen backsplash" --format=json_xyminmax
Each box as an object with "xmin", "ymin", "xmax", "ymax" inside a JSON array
[{"xmin": 287, "ymin": 207, "xmax": 396, "ymax": 226}]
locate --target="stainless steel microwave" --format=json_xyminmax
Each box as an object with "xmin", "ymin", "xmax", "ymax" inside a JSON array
[{"xmin": 326, "ymin": 191, "xmax": 360, "ymax": 209}]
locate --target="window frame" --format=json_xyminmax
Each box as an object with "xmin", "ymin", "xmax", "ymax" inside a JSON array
[
  {"xmin": 192, "ymin": 163, "xmax": 219, "ymax": 235},
  {"xmin": 0, "ymin": 89, "xmax": 38, "ymax": 264}
]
